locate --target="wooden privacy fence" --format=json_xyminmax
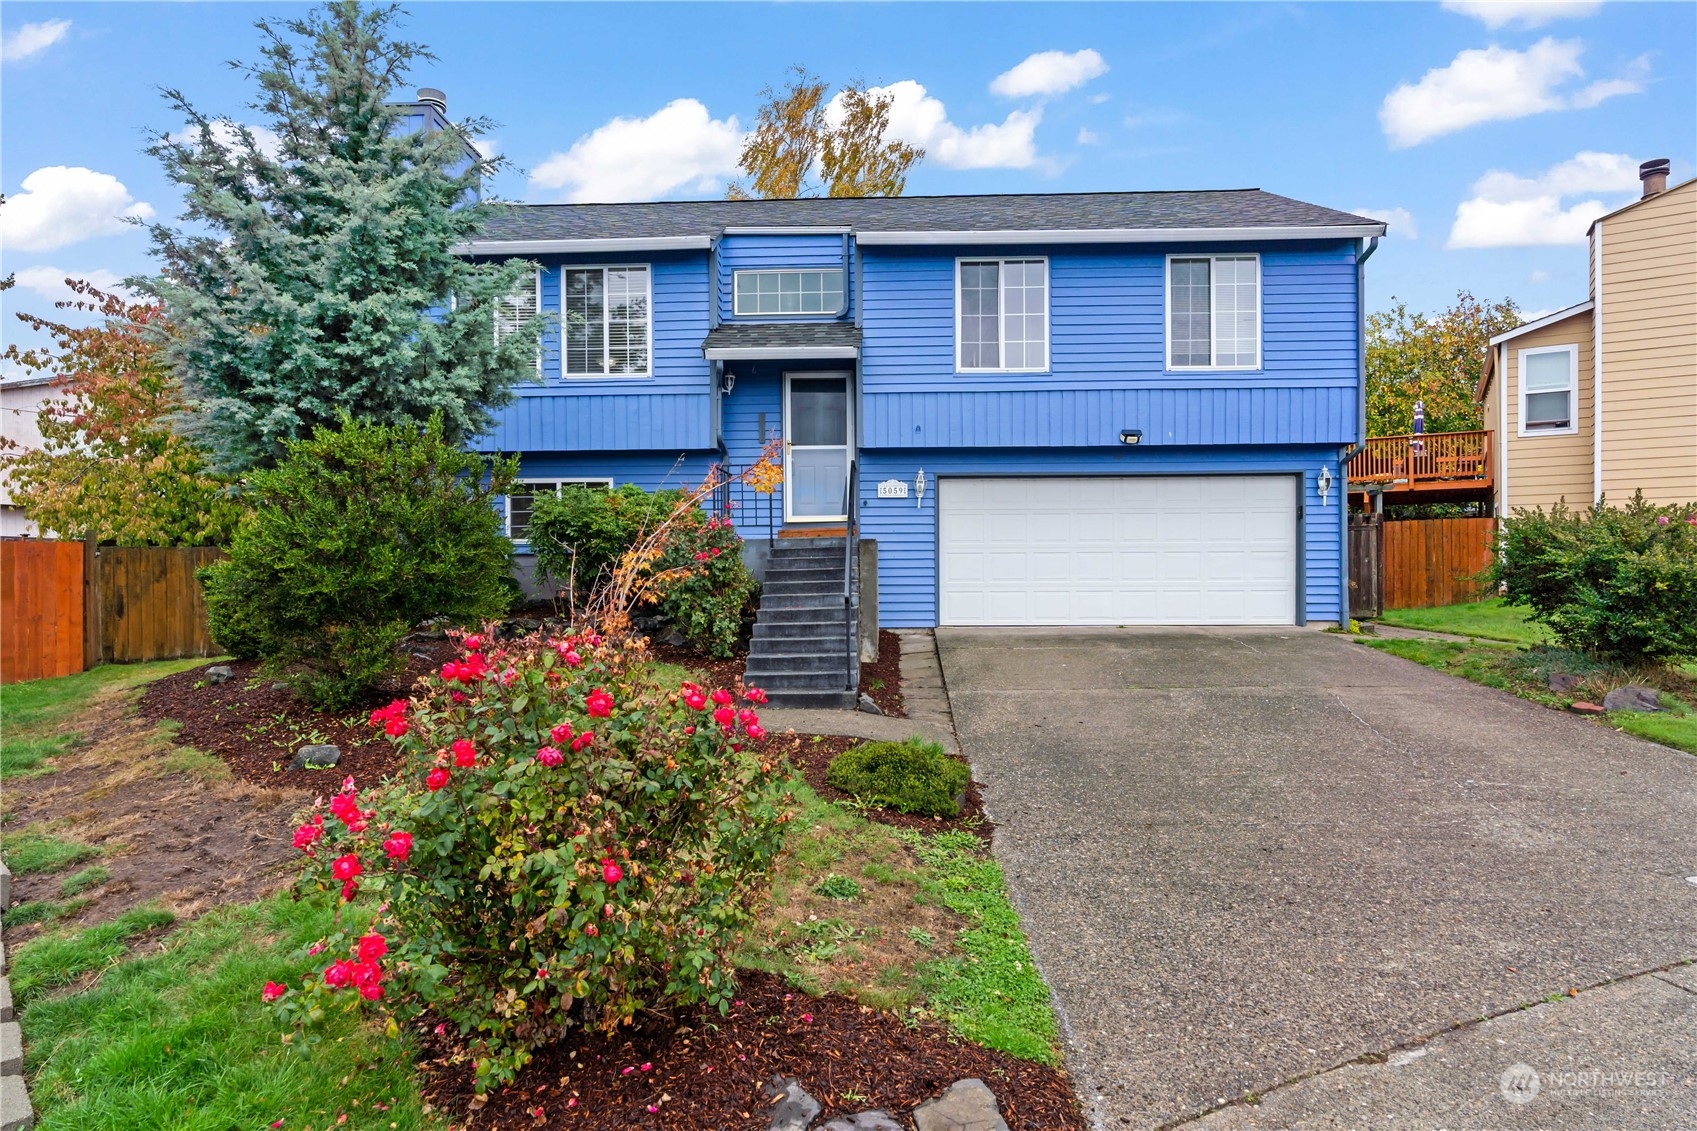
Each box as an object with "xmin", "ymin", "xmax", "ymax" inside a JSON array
[
  {"xmin": 0, "ymin": 539, "xmax": 224, "ymax": 683},
  {"xmin": 1351, "ymin": 517, "xmax": 1497, "ymax": 611}
]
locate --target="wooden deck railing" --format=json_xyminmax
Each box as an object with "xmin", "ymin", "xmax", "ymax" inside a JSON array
[{"xmin": 1348, "ymin": 430, "xmax": 1492, "ymax": 489}]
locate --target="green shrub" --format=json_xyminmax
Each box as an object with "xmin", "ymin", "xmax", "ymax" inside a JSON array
[
  {"xmin": 269, "ymin": 635, "xmax": 786, "ymax": 1095},
  {"xmin": 528, "ymin": 486, "xmax": 758, "ymax": 657},
  {"xmin": 199, "ymin": 417, "xmax": 517, "ymax": 708},
  {"xmin": 826, "ymin": 738, "xmax": 970, "ymax": 817},
  {"xmin": 1490, "ymin": 493, "xmax": 1697, "ymax": 663}
]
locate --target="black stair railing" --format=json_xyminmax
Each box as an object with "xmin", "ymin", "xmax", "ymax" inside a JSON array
[{"xmin": 843, "ymin": 459, "xmax": 858, "ymax": 693}]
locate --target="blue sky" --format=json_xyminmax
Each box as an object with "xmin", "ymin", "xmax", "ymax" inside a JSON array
[{"xmin": 2, "ymin": 0, "xmax": 1693, "ymax": 361}]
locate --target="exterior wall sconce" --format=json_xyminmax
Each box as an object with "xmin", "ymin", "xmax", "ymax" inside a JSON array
[
  {"xmin": 1317, "ymin": 465, "xmax": 1334, "ymax": 506},
  {"xmin": 719, "ymin": 369, "xmax": 736, "ymax": 393},
  {"xmin": 1118, "ymin": 429, "xmax": 1143, "ymax": 445}
]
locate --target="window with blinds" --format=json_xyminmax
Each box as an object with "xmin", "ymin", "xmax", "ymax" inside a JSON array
[
  {"xmin": 956, "ymin": 258, "xmax": 1048, "ymax": 371},
  {"xmin": 565, "ymin": 266, "xmax": 651, "ymax": 376},
  {"xmin": 1168, "ymin": 255, "xmax": 1260, "ymax": 369},
  {"xmin": 494, "ymin": 270, "xmax": 542, "ymax": 375}
]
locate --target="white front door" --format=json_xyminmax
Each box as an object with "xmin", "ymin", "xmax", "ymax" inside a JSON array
[
  {"xmin": 938, "ymin": 475, "xmax": 1298, "ymax": 626},
  {"xmin": 783, "ymin": 373, "xmax": 851, "ymax": 522}
]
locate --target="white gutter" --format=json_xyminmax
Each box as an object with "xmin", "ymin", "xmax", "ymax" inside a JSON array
[
  {"xmin": 1592, "ymin": 221, "xmax": 1604, "ymax": 505},
  {"xmin": 721, "ymin": 226, "xmax": 854, "ymax": 235},
  {"xmin": 702, "ymin": 345, "xmax": 859, "ymax": 361},
  {"xmin": 452, "ymin": 236, "xmax": 714, "ymax": 255},
  {"xmin": 857, "ymin": 223, "xmax": 1386, "ymax": 246}
]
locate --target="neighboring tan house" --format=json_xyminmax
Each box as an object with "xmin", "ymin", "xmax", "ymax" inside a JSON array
[
  {"xmin": 1478, "ymin": 160, "xmax": 1697, "ymax": 514},
  {"xmin": 0, "ymin": 373, "xmax": 57, "ymax": 538}
]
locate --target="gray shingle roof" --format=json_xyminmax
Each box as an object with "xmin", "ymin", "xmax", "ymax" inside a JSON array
[
  {"xmin": 702, "ymin": 322, "xmax": 861, "ymax": 353},
  {"xmin": 474, "ymin": 190, "xmax": 1381, "ymax": 243}
]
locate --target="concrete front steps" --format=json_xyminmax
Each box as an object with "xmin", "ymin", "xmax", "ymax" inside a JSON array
[{"xmin": 746, "ymin": 537, "xmax": 858, "ymax": 709}]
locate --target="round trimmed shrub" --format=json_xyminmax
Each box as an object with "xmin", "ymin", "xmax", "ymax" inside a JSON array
[{"xmin": 825, "ymin": 738, "xmax": 970, "ymax": 817}]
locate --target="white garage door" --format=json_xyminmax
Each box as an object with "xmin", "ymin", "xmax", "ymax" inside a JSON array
[{"xmin": 938, "ymin": 476, "xmax": 1297, "ymax": 626}]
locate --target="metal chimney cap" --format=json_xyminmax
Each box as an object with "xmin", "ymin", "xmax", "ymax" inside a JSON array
[
  {"xmin": 416, "ymin": 88, "xmax": 447, "ymax": 114},
  {"xmin": 1640, "ymin": 158, "xmax": 1671, "ymax": 178}
]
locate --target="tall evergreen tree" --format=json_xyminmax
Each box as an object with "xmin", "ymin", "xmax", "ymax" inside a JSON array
[{"xmin": 141, "ymin": 1, "xmax": 540, "ymax": 470}]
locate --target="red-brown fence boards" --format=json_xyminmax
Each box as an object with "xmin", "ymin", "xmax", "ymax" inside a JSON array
[
  {"xmin": 1, "ymin": 539, "xmax": 86, "ymax": 683},
  {"xmin": 1348, "ymin": 516, "xmax": 1384, "ymax": 619},
  {"xmin": 1382, "ymin": 517, "xmax": 1497, "ymax": 609}
]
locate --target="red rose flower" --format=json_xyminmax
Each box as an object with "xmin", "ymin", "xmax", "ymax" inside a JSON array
[
  {"xmin": 603, "ymin": 859, "xmax": 624, "ymax": 885},
  {"xmin": 710, "ymin": 688, "xmax": 734, "ymax": 706},
  {"xmin": 384, "ymin": 718, "xmax": 409, "ymax": 737},
  {"xmin": 584, "ymin": 924, "xmax": 599, "ymax": 937},
  {"xmin": 292, "ymin": 823, "xmax": 322, "ymax": 852},
  {"xmin": 323, "ymin": 960, "xmax": 353, "ymax": 989},
  {"xmin": 744, "ymin": 687, "xmax": 768, "ymax": 705},
  {"xmin": 451, "ymin": 739, "xmax": 477, "ymax": 767},
  {"xmin": 463, "ymin": 634, "xmax": 484, "ymax": 651},
  {"xmin": 536, "ymin": 745, "xmax": 564, "ymax": 767},
  {"xmin": 746, "ymin": 724, "xmax": 766, "ymax": 741},
  {"xmin": 425, "ymin": 767, "xmax": 450, "ymax": 791},
  {"xmin": 262, "ymin": 981, "xmax": 287, "ymax": 1002},
  {"xmin": 341, "ymin": 878, "xmax": 359, "ymax": 902},
  {"xmin": 331, "ymin": 853, "xmax": 363, "ymax": 882},
  {"xmin": 586, "ymin": 689, "xmax": 614, "ymax": 717},
  {"xmin": 684, "ymin": 691, "xmax": 707, "ymax": 711},
  {"xmin": 571, "ymin": 731, "xmax": 594, "ymax": 752},
  {"xmin": 356, "ymin": 933, "xmax": 387, "ymax": 963},
  {"xmin": 712, "ymin": 706, "xmax": 734, "ymax": 727},
  {"xmin": 382, "ymin": 831, "xmax": 412, "ymax": 861},
  {"xmin": 550, "ymin": 722, "xmax": 574, "ymax": 744}
]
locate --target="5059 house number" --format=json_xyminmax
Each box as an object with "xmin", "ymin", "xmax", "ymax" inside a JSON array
[{"xmin": 877, "ymin": 479, "xmax": 909, "ymax": 499}]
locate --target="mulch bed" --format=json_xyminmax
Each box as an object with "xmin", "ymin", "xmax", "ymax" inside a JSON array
[
  {"xmin": 649, "ymin": 629, "xmax": 907, "ymax": 718},
  {"xmin": 418, "ymin": 970, "xmax": 1084, "ymax": 1130},
  {"xmin": 136, "ymin": 639, "xmax": 461, "ymax": 790},
  {"xmin": 763, "ymin": 731, "xmax": 992, "ymax": 843}
]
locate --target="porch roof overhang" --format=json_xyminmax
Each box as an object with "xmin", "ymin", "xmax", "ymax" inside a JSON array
[{"xmin": 702, "ymin": 322, "xmax": 862, "ymax": 361}]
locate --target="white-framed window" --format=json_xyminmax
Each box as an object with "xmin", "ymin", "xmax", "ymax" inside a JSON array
[
  {"xmin": 956, "ymin": 258, "xmax": 1048, "ymax": 372},
  {"xmin": 564, "ymin": 266, "xmax": 651, "ymax": 377},
  {"xmin": 1518, "ymin": 344, "xmax": 1578, "ymax": 435},
  {"xmin": 494, "ymin": 269, "xmax": 542, "ymax": 376},
  {"xmin": 1166, "ymin": 254, "xmax": 1260, "ymax": 370},
  {"xmin": 505, "ymin": 478, "xmax": 615, "ymax": 541},
  {"xmin": 733, "ymin": 269, "xmax": 844, "ymax": 316}
]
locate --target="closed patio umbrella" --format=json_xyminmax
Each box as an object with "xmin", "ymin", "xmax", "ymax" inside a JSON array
[{"xmin": 1411, "ymin": 398, "xmax": 1425, "ymax": 455}]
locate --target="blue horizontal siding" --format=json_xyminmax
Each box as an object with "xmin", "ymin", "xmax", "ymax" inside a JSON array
[
  {"xmin": 859, "ymin": 446, "xmax": 1345, "ymax": 628},
  {"xmin": 720, "ymin": 366, "xmax": 787, "ymax": 520},
  {"xmin": 718, "ymin": 234, "xmax": 855, "ymax": 322}
]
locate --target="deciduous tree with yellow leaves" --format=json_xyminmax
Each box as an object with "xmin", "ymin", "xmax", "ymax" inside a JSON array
[
  {"xmin": 1366, "ymin": 291, "xmax": 1522, "ymax": 438},
  {"xmin": 728, "ymin": 67, "xmax": 923, "ymax": 200}
]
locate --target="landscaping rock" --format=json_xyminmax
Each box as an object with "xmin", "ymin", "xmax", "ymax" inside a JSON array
[
  {"xmin": 0, "ymin": 1022, "xmax": 21, "ymax": 1076},
  {"xmin": 821, "ymin": 1111, "xmax": 903, "ymax": 1131},
  {"xmin": 1570, "ymin": 701, "xmax": 1606, "ymax": 715},
  {"xmin": 762, "ymin": 1076, "xmax": 821, "ymax": 1131},
  {"xmin": 1547, "ymin": 672, "xmax": 1584, "ymax": 693},
  {"xmin": 411, "ymin": 650, "xmax": 434, "ymax": 662},
  {"xmin": 205, "ymin": 665, "xmax": 234, "ymax": 685},
  {"xmin": 661, "ymin": 628, "xmax": 688, "ymax": 648},
  {"xmin": 0, "ymin": 860, "xmax": 10, "ymax": 908},
  {"xmin": 858, "ymin": 692, "xmax": 884, "ymax": 715},
  {"xmin": 270, "ymin": 682, "xmax": 290, "ymax": 692},
  {"xmin": 912, "ymin": 1079, "xmax": 1009, "ymax": 1131},
  {"xmin": 413, "ymin": 618, "xmax": 448, "ymax": 639},
  {"xmin": 0, "ymin": 1068, "xmax": 32, "ymax": 1131},
  {"xmin": 1602, "ymin": 685, "xmax": 1662, "ymax": 713},
  {"xmin": 289, "ymin": 744, "xmax": 341, "ymax": 770}
]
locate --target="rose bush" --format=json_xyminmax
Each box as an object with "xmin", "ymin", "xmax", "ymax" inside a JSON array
[{"xmin": 264, "ymin": 628, "xmax": 788, "ymax": 1093}]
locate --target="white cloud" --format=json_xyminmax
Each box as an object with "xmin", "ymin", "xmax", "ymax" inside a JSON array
[
  {"xmin": 529, "ymin": 99, "xmax": 743, "ymax": 203},
  {"xmin": 1442, "ymin": 1, "xmax": 1601, "ymax": 29},
  {"xmin": 1380, "ymin": 38, "xmax": 1643, "ymax": 148},
  {"xmin": 12, "ymin": 266, "xmax": 132, "ymax": 306},
  {"xmin": 1529, "ymin": 268, "xmax": 1553, "ymax": 283},
  {"xmin": 829, "ymin": 80, "xmax": 1041, "ymax": 170},
  {"xmin": 1447, "ymin": 150, "xmax": 1638, "ymax": 247},
  {"xmin": 0, "ymin": 166, "xmax": 154, "ymax": 253},
  {"xmin": 1, "ymin": 19, "xmax": 71, "ymax": 62},
  {"xmin": 1076, "ymin": 127, "xmax": 1101, "ymax": 146},
  {"xmin": 164, "ymin": 120, "xmax": 284, "ymax": 162},
  {"xmin": 1354, "ymin": 207, "xmax": 1418, "ymax": 239},
  {"xmin": 473, "ymin": 138, "xmax": 500, "ymax": 160},
  {"xmin": 990, "ymin": 49, "xmax": 1108, "ymax": 98},
  {"xmin": 1089, "ymin": 92, "xmax": 1111, "ymax": 105}
]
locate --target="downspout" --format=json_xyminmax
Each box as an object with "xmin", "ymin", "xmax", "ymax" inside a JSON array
[
  {"xmin": 833, "ymin": 231, "xmax": 852, "ymax": 320},
  {"xmin": 708, "ymin": 231, "xmax": 726, "ymax": 456},
  {"xmin": 1591, "ymin": 221, "xmax": 1603, "ymax": 505},
  {"xmin": 1339, "ymin": 235, "xmax": 1379, "ymax": 623}
]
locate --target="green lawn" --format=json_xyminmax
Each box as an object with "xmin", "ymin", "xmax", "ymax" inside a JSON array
[
  {"xmin": 1378, "ymin": 599, "xmax": 1552, "ymax": 646},
  {"xmin": 0, "ymin": 659, "xmax": 211, "ymax": 779}
]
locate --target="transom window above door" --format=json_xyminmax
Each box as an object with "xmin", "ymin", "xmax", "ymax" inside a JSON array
[
  {"xmin": 734, "ymin": 269, "xmax": 844, "ymax": 316},
  {"xmin": 957, "ymin": 258, "xmax": 1048, "ymax": 372},
  {"xmin": 565, "ymin": 266, "xmax": 651, "ymax": 377},
  {"xmin": 1168, "ymin": 255, "xmax": 1260, "ymax": 370}
]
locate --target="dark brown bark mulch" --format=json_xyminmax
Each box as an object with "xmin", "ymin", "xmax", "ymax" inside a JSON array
[
  {"xmin": 764, "ymin": 731, "xmax": 992, "ymax": 843},
  {"xmin": 417, "ymin": 970, "xmax": 1084, "ymax": 1130},
  {"xmin": 136, "ymin": 640, "xmax": 460, "ymax": 790}
]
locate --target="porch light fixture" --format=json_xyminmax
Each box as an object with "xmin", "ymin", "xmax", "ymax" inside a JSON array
[
  {"xmin": 719, "ymin": 369, "xmax": 736, "ymax": 393},
  {"xmin": 1118, "ymin": 429, "xmax": 1143, "ymax": 445},
  {"xmin": 1317, "ymin": 466, "xmax": 1334, "ymax": 506}
]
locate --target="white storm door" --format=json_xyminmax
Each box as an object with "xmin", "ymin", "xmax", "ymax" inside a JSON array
[{"xmin": 783, "ymin": 373, "xmax": 851, "ymax": 521}]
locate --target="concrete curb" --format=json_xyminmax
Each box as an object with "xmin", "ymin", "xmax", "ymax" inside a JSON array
[{"xmin": 0, "ymin": 881, "xmax": 35, "ymax": 1131}]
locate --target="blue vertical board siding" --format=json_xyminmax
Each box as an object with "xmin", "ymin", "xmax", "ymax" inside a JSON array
[
  {"xmin": 719, "ymin": 366, "xmax": 787, "ymax": 520},
  {"xmin": 510, "ymin": 452, "xmax": 718, "ymax": 492},
  {"xmin": 471, "ymin": 251, "xmax": 715, "ymax": 452},
  {"xmin": 858, "ymin": 447, "xmax": 1346, "ymax": 628},
  {"xmin": 718, "ymin": 234, "xmax": 855, "ymax": 322}
]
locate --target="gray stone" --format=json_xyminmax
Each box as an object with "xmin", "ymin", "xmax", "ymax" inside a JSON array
[
  {"xmin": 270, "ymin": 682, "xmax": 291, "ymax": 692},
  {"xmin": 912, "ymin": 1079, "xmax": 1008, "ymax": 1131},
  {"xmin": 857, "ymin": 692, "xmax": 884, "ymax": 715},
  {"xmin": 204, "ymin": 664, "xmax": 234, "ymax": 684},
  {"xmin": 1602, "ymin": 684, "xmax": 1661, "ymax": 712},
  {"xmin": 0, "ymin": 980, "xmax": 11, "ymax": 1023},
  {"xmin": 0, "ymin": 1071, "xmax": 33, "ymax": 1131},
  {"xmin": 1547, "ymin": 671, "xmax": 1584, "ymax": 693},
  {"xmin": 0, "ymin": 1023, "xmax": 20, "ymax": 1076},
  {"xmin": 0, "ymin": 861, "xmax": 10, "ymax": 909},
  {"xmin": 410, "ymin": 650, "xmax": 434, "ymax": 662},
  {"xmin": 821, "ymin": 1111, "xmax": 903, "ymax": 1131},
  {"xmin": 762, "ymin": 1075, "xmax": 821, "ymax": 1131},
  {"xmin": 289, "ymin": 744, "xmax": 341, "ymax": 770},
  {"xmin": 661, "ymin": 628, "xmax": 688, "ymax": 648}
]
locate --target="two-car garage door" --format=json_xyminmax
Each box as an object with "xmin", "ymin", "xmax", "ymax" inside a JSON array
[{"xmin": 938, "ymin": 476, "xmax": 1297, "ymax": 626}]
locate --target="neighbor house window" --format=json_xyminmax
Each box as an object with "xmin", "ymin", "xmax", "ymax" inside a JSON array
[
  {"xmin": 1167, "ymin": 255, "xmax": 1260, "ymax": 369},
  {"xmin": 1519, "ymin": 345, "xmax": 1577, "ymax": 434},
  {"xmin": 957, "ymin": 258, "xmax": 1048, "ymax": 371},
  {"xmin": 505, "ymin": 479, "xmax": 614, "ymax": 541},
  {"xmin": 734, "ymin": 269, "xmax": 844, "ymax": 316},
  {"xmin": 494, "ymin": 269, "xmax": 542, "ymax": 376},
  {"xmin": 564, "ymin": 266, "xmax": 650, "ymax": 376}
]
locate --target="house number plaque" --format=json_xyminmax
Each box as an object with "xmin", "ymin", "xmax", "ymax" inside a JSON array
[{"xmin": 877, "ymin": 479, "xmax": 909, "ymax": 499}]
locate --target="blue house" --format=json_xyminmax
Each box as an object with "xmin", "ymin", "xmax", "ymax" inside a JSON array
[{"xmin": 458, "ymin": 191, "xmax": 1385, "ymax": 704}]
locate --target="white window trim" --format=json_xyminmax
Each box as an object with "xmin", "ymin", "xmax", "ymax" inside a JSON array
[
  {"xmin": 493, "ymin": 267, "xmax": 543, "ymax": 378},
  {"xmin": 1517, "ymin": 343, "xmax": 1579, "ymax": 437},
  {"xmin": 954, "ymin": 256, "xmax": 1050, "ymax": 374},
  {"xmin": 562, "ymin": 264, "xmax": 654, "ymax": 380},
  {"xmin": 731, "ymin": 268, "xmax": 847, "ymax": 318},
  {"xmin": 505, "ymin": 478, "xmax": 615, "ymax": 541},
  {"xmin": 1164, "ymin": 253, "xmax": 1262, "ymax": 371}
]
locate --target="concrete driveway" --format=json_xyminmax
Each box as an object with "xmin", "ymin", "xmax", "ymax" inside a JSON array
[{"xmin": 937, "ymin": 628, "xmax": 1697, "ymax": 1130}]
